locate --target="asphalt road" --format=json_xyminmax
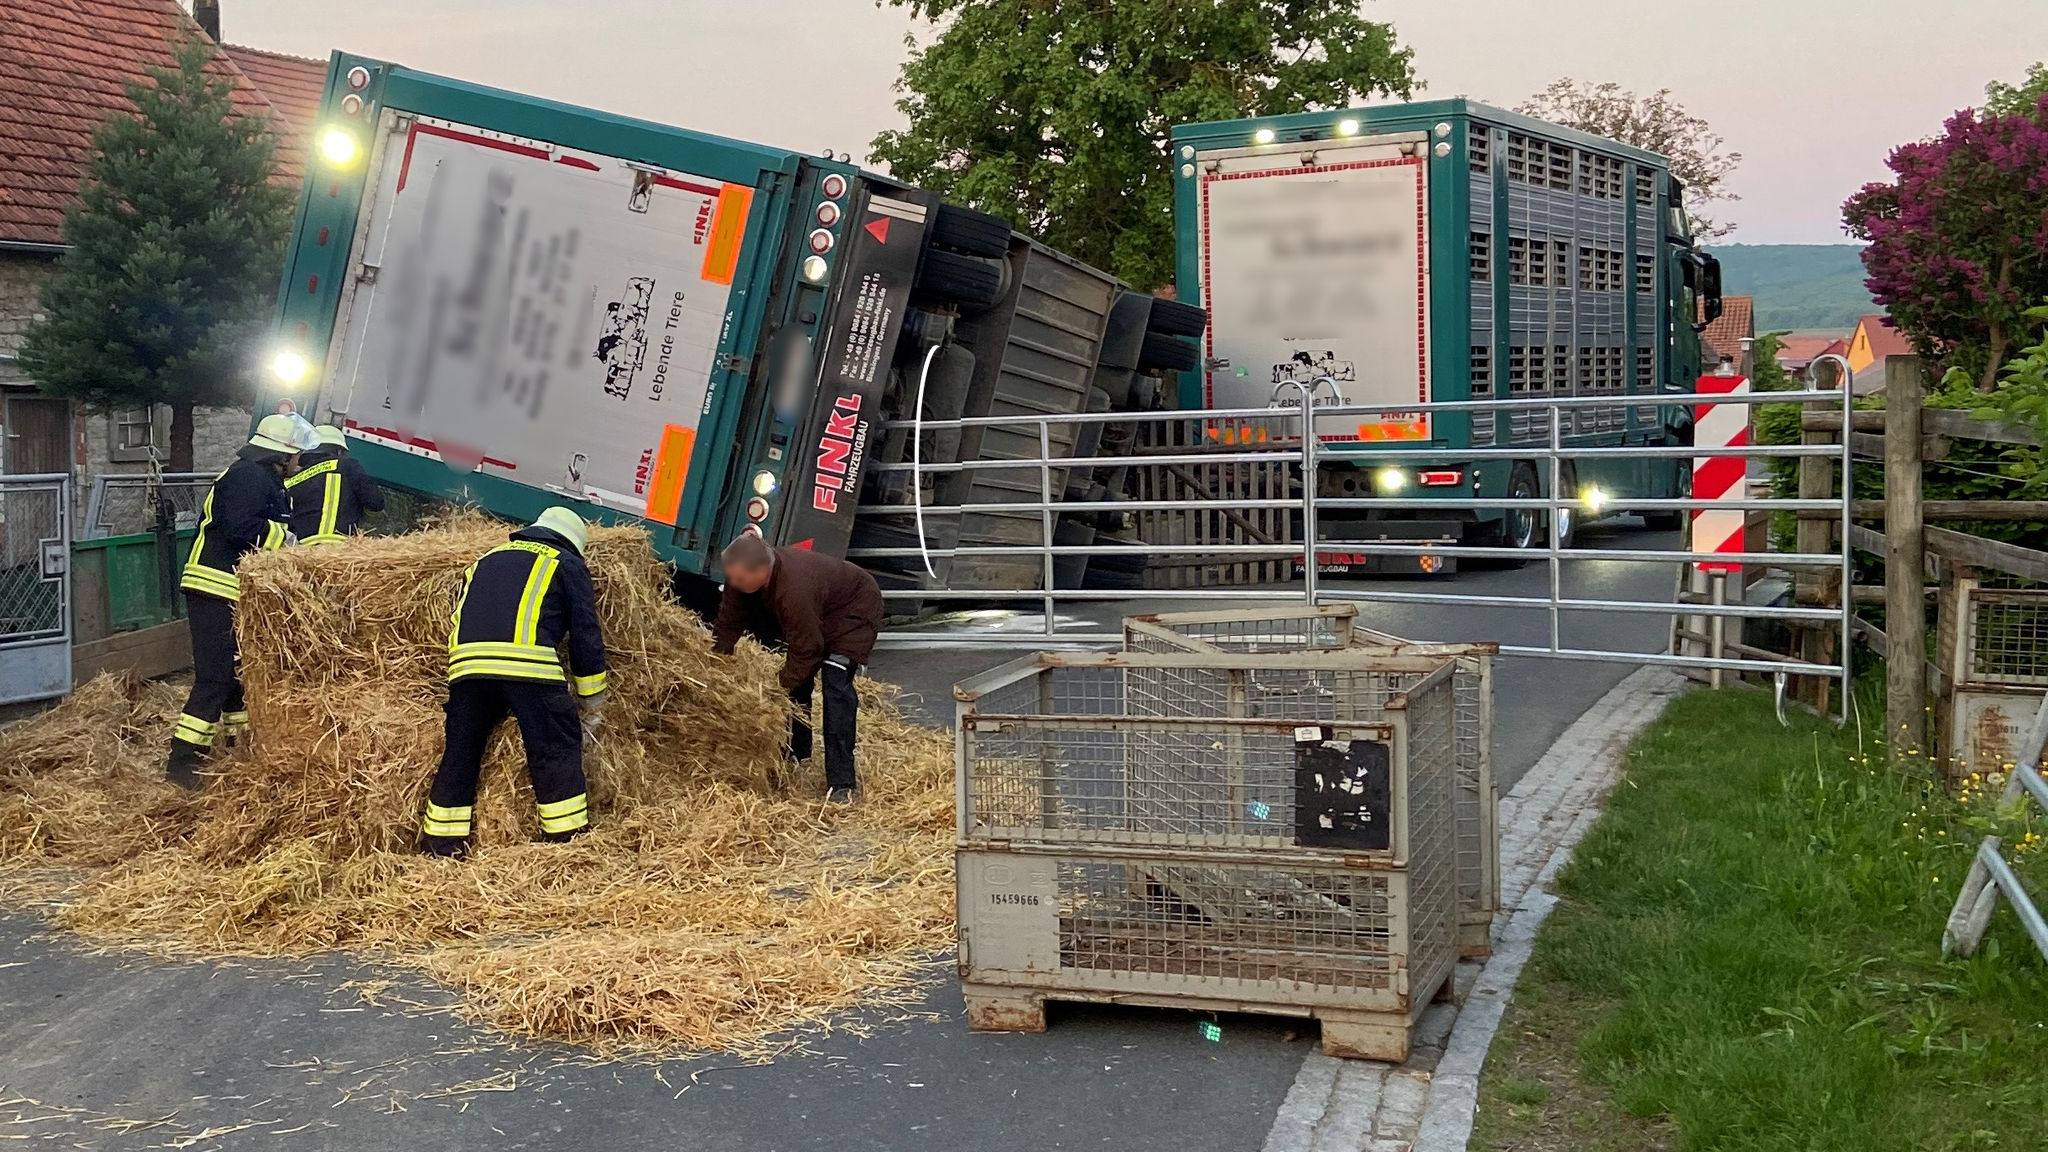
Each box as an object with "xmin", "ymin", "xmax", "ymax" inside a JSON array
[{"xmin": 0, "ymin": 520, "xmax": 1681, "ymax": 1152}]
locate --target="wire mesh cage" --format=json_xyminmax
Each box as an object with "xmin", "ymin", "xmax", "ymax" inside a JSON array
[
  {"xmin": 1121, "ymin": 605, "xmax": 1498, "ymax": 956},
  {"xmin": 954, "ymin": 648, "xmax": 1463, "ymax": 1059},
  {"xmin": 1965, "ymin": 590, "xmax": 2048, "ymax": 690}
]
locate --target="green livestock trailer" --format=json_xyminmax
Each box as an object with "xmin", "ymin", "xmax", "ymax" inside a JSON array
[{"xmin": 1171, "ymin": 99, "xmax": 1724, "ymax": 572}]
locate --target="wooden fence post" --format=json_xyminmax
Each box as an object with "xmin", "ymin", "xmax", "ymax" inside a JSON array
[{"xmin": 1886, "ymin": 355, "xmax": 1927, "ymax": 756}]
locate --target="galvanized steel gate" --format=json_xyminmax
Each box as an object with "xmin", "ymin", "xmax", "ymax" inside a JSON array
[
  {"xmin": 0, "ymin": 474, "xmax": 73, "ymax": 704},
  {"xmin": 864, "ymin": 387, "xmax": 1856, "ymax": 711}
]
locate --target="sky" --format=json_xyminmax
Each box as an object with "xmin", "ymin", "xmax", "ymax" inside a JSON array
[{"xmin": 212, "ymin": 0, "xmax": 2043, "ymax": 246}]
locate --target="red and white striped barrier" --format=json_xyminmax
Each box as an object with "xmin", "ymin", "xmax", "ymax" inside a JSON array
[{"xmin": 1691, "ymin": 371, "xmax": 1750, "ymax": 572}]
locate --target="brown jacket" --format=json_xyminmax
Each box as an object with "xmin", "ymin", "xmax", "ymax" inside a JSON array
[{"xmin": 712, "ymin": 546, "xmax": 884, "ymax": 691}]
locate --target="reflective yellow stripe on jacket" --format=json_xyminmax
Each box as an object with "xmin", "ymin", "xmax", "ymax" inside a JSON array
[
  {"xmin": 181, "ymin": 473, "xmax": 287, "ymax": 601},
  {"xmin": 448, "ymin": 543, "xmax": 569, "ymax": 686},
  {"xmin": 284, "ymin": 458, "xmax": 346, "ymax": 545}
]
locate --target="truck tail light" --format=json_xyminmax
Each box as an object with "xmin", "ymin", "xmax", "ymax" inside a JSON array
[
  {"xmin": 821, "ymin": 173, "xmax": 847, "ymax": 199},
  {"xmin": 746, "ymin": 496, "xmax": 770, "ymax": 521},
  {"xmin": 1417, "ymin": 470, "xmax": 1464, "ymax": 487},
  {"xmin": 808, "ymin": 228, "xmax": 835, "ymax": 255},
  {"xmin": 816, "ymin": 201, "xmax": 841, "ymax": 227}
]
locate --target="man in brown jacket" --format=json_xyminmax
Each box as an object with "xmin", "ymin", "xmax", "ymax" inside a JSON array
[{"xmin": 711, "ymin": 534, "xmax": 884, "ymax": 802}]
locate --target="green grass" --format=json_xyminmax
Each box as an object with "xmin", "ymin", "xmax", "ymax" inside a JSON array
[{"xmin": 1473, "ymin": 688, "xmax": 2048, "ymax": 1152}]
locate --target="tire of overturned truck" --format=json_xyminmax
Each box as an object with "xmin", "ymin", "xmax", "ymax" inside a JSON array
[
  {"xmin": 1145, "ymin": 297, "xmax": 1209, "ymax": 339},
  {"xmin": 928, "ymin": 204, "xmax": 1012, "ymax": 259},
  {"xmin": 1135, "ymin": 331, "xmax": 1200, "ymax": 374},
  {"xmin": 914, "ymin": 249, "xmax": 1004, "ymax": 308}
]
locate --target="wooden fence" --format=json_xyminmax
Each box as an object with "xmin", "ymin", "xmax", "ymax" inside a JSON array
[{"xmin": 1795, "ymin": 356, "xmax": 2048, "ymax": 776}]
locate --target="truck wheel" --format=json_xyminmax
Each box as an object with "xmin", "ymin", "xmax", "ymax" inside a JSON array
[
  {"xmin": 1641, "ymin": 462, "xmax": 1689, "ymax": 531},
  {"xmin": 1136, "ymin": 331, "xmax": 1199, "ymax": 373},
  {"xmin": 915, "ymin": 249, "xmax": 1004, "ymax": 307},
  {"xmin": 1145, "ymin": 297, "xmax": 1208, "ymax": 338},
  {"xmin": 1550, "ymin": 465, "xmax": 1579, "ymax": 550},
  {"xmin": 1502, "ymin": 464, "xmax": 1541, "ymax": 560},
  {"xmin": 929, "ymin": 204, "xmax": 1012, "ymax": 259}
]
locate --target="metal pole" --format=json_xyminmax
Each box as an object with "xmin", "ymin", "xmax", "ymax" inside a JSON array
[
  {"xmin": 1548, "ymin": 401, "xmax": 1562, "ymax": 654},
  {"xmin": 1039, "ymin": 418, "xmax": 1056, "ymax": 638},
  {"xmin": 1300, "ymin": 384, "xmax": 1319, "ymax": 607},
  {"xmin": 1820, "ymin": 353, "xmax": 1857, "ymax": 725},
  {"xmin": 1709, "ymin": 572, "xmax": 1727, "ymax": 689}
]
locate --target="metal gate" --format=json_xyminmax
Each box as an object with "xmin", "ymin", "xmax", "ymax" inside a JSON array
[
  {"xmin": 0, "ymin": 474, "xmax": 73, "ymax": 704},
  {"xmin": 861, "ymin": 386, "xmax": 1855, "ymax": 714}
]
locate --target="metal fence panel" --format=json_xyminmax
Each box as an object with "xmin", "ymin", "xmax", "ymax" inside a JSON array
[{"xmin": 0, "ymin": 475, "xmax": 73, "ymax": 704}]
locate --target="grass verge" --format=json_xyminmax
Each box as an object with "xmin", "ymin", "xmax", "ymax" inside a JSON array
[{"xmin": 1473, "ymin": 687, "xmax": 2048, "ymax": 1152}]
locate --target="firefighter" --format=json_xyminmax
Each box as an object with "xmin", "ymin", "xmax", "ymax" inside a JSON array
[
  {"xmin": 420, "ymin": 507, "xmax": 607, "ymax": 859},
  {"xmin": 285, "ymin": 425, "xmax": 384, "ymax": 544},
  {"xmin": 165, "ymin": 413, "xmax": 318, "ymax": 789},
  {"xmin": 711, "ymin": 533, "xmax": 883, "ymax": 804}
]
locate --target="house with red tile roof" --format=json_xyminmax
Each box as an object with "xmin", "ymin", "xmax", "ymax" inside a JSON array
[
  {"xmin": 1700, "ymin": 294, "xmax": 1756, "ymax": 375},
  {"xmin": 0, "ymin": 0, "xmax": 325, "ymax": 514},
  {"xmin": 1772, "ymin": 334, "xmax": 1849, "ymax": 381}
]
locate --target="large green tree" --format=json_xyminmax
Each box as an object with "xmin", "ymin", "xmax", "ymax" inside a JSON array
[
  {"xmin": 20, "ymin": 33, "xmax": 292, "ymax": 471},
  {"xmin": 870, "ymin": 0, "xmax": 1417, "ymax": 290}
]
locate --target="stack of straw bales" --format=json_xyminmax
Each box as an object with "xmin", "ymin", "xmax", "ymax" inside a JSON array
[{"xmin": 0, "ymin": 518, "xmax": 955, "ymax": 1053}]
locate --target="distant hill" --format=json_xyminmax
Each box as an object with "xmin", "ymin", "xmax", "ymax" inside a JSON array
[{"xmin": 1707, "ymin": 244, "xmax": 1880, "ymax": 332}]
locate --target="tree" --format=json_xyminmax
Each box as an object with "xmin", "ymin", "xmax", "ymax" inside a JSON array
[
  {"xmin": 19, "ymin": 33, "xmax": 292, "ymax": 471},
  {"xmin": 870, "ymin": 0, "xmax": 1417, "ymax": 290},
  {"xmin": 1985, "ymin": 61, "xmax": 2048, "ymax": 118},
  {"xmin": 1841, "ymin": 83, "xmax": 2048, "ymax": 391},
  {"xmin": 1514, "ymin": 80, "xmax": 1742, "ymax": 239}
]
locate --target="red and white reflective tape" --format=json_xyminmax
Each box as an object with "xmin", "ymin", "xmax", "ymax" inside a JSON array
[{"xmin": 1691, "ymin": 371, "xmax": 1749, "ymax": 573}]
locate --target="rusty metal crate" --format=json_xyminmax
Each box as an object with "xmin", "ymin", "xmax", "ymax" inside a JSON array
[
  {"xmin": 1122, "ymin": 605, "xmax": 1498, "ymax": 957},
  {"xmin": 954, "ymin": 650, "xmax": 1461, "ymax": 1059}
]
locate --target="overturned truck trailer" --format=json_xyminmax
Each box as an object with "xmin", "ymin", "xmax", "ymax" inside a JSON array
[{"xmin": 255, "ymin": 53, "xmax": 1206, "ymax": 599}]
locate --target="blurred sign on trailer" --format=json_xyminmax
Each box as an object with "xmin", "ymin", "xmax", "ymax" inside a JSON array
[
  {"xmin": 321, "ymin": 114, "xmax": 749, "ymax": 525},
  {"xmin": 1194, "ymin": 132, "xmax": 1431, "ymax": 443},
  {"xmin": 1691, "ymin": 371, "xmax": 1750, "ymax": 572}
]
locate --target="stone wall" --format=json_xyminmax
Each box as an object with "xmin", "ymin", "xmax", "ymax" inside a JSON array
[{"xmin": 1, "ymin": 252, "xmax": 251, "ymax": 529}]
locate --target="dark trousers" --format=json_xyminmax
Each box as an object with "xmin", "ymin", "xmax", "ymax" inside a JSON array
[
  {"xmin": 173, "ymin": 592, "xmax": 245, "ymax": 750},
  {"xmin": 789, "ymin": 658, "xmax": 860, "ymax": 789},
  {"xmin": 424, "ymin": 678, "xmax": 589, "ymax": 847}
]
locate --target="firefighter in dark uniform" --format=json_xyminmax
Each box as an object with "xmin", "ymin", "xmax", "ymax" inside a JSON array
[
  {"xmin": 284, "ymin": 425, "xmax": 384, "ymax": 544},
  {"xmin": 166, "ymin": 414, "xmax": 317, "ymax": 789},
  {"xmin": 712, "ymin": 533, "xmax": 883, "ymax": 804},
  {"xmin": 420, "ymin": 507, "xmax": 607, "ymax": 858}
]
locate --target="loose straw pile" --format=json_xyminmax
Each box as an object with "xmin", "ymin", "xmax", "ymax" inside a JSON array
[{"xmin": 0, "ymin": 517, "xmax": 955, "ymax": 1054}]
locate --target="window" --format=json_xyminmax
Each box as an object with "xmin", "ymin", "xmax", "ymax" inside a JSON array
[
  {"xmin": 1634, "ymin": 169, "xmax": 1656, "ymax": 206},
  {"xmin": 1579, "ymin": 247, "xmax": 1622, "ymax": 292},
  {"xmin": 1470, "ymin": 231, "xmax": 1491, "ymax": 282},
  {"xmin": 1469, "ymin": 126, "xmax": 1492, "ymax": 174},
  {"xmin": 1471, "ymin": 345, "xmax": 1493, "ymax": 395},
  {"xmin": 1635, "ymin": 253, "xmax": 1656, "ymax": 294},
  {"xmin": 1507, "ymin": 236, "xmax": 1529, "ymax": 285},
  {"xmin": 107, "ymin": 405, "xmax": 169, "ymax": 463},
  {"xmin": 1505, "ymin": 133, "xmax": 1530, "ymax": 183},
  {"xmin": 1546, "ymin": 144, "xmax": 1573, "ymax": 191},
  {"xmin": 1580, "ymin": 154, "xmax": 1623, "ymax": 200}
]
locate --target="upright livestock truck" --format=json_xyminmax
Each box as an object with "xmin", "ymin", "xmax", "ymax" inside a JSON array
[
  {"xmin": 1172, "ymin": 99, "xmax": 1724, "ymax": 571},
  {"xmin": 256, "ymin": 53, "xmax": 1204, "ymax": 600}
]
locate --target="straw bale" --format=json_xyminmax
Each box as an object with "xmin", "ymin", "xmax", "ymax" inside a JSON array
[{"xmin": 0, "ymin": 517, "xmax": 955, "ymax": 1054}]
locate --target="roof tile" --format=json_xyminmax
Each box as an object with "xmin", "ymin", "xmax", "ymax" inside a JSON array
[{"xmin": 0, "ymin": 0, "xmax": 322, "ymax": 245}]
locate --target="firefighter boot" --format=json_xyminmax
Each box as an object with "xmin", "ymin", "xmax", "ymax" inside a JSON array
[
  {"xmin": 164, "ymin": 741, "xmax": 208, "ymax": 792},
  {"xmin": 418, "ymin": 833, "xmax": 471, "ymax": 860}
]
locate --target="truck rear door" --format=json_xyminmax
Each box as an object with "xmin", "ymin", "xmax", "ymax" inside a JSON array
[
  {"xmin": 1194, "ymin": 131, "xmax": 1432, "ymax": 443},
  {"xmin": 321, "ymin": 109, "xmax": 770, "ymax": 534}
]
